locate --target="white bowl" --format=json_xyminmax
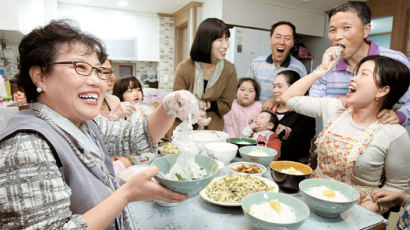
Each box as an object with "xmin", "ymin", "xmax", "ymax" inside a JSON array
[
  {"xmin": 204, "ymin": 142, "xmax": 238, "ymax": 165},
  {"xmin": 229, "ymin": 162, "xmax": 266, "ymax": 177},
  {"xmin": 118, "ymin": 164, "xmax": 151, "ymax": 185},
  {"xmin": 192, "ymin": 130, "xmax": 229, "ymax": 146}
]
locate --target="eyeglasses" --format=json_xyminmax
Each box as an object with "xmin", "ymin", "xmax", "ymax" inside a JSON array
[{"xmin": 51, "ymin": 61, "xmax": 113, "ymax": 80}]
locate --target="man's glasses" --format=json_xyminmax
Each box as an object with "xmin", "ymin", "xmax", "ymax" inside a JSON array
[{"xmin": 51, "ymin": 61, "xmax": 113, "ymax": 80}]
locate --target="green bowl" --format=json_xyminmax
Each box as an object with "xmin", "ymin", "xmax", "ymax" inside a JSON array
[
  {"xmin": 239, "ymin": 146, "xmax": 277, "ymax": 167},
  {"xmin": 151, "ymin": 154, "xmax": 219, "ymax": 197},
  {"xmin": 228, "ymin": 137, "xmax": 257, "ymax": 157},
  {"xmin": 299, "ymin": 178, "xmax": 360, "ymax": 218},
  {"xmin": 241, "ymin": 192, "xmax": 310, "ymax": 230}
]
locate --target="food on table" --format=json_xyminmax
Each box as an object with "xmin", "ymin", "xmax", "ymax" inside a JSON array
[
  {"xmin": 306, "ymin": 186, "xmax": 348, "ymax": 202},
  {"xmin": 231, "ymin": 163, "xmax": 262, "ymax": 174},
  {"xmin": 249, "ymin": 199, "xmax": 296, "ymax": 223},
  {"xmin": 279, "ymin": 167, "xmax": 304, "ymax": 175},
  {"xmin": 165, "ymin": 120, "xmax": 207, "ymax": 181},
  {"xmin": 205, "ymin": 174, "xmax": 275, "ymax": 203},
  {"xmin": 248, "ymin": 148, "xmax": 269, "ymax": 156},
  {"xmin": 158, "ymin": 143, "xmax": 179, "ymax": 154},
  {"xmin": 236, "ymin": 141, "xmax": 253, "ymax": 144}
]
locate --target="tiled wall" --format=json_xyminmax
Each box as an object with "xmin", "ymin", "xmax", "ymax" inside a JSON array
[
  {"xmin": 158, "ymin": 16, "xmax": 175, "ymax": 92},
  {"xmin": 135, "ymin": 61, "xmax": 158, "ymax": 82},
  {"xmin": 0, "ymin": 42, "xmax": 19, "ymax": 80}
]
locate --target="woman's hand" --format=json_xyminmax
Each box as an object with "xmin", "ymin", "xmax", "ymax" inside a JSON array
[
  {"xmin": 313, "ymin": 46, "xmax": 344, "ymax": 77},
  {"xmin": 120, "ymin": 166, "xmax": 188, "ymax": 203},
  {"xmin": 262, "ymin": 98, "xmax": 276, "ymax": 111},
  {"xmin": 360, "ymin": 200, "xmax": 379, "ymax": 213},
  {"xmin": 371, "ymin": 189, "xmax": 407, "ymax": 206},
  {"xmin": 112, "ymin": 156, "xmax": 132, "ymax": 168},
  {"xmin": 197, "ymin": 111, "xmax": 211, "ymax": 126},
  {"xmin": 163, "ymin": 90, "xmax": 200, "ymax": 122},
  {"xmin": 377, "ymin": 109, "xmax": 400, "ymax": 125},
  {"xmin": 110, "ymin": 102, "xmax": 136, "ymax": 120}
]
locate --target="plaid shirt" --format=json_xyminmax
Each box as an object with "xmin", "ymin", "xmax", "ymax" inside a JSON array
[
  {"xmin": 0, "ymin": 114, "xmax": 155, "ymax": 229},
  {"xmin": 309, "ymin": 39, "xmax": 410, "ymax": 126}
]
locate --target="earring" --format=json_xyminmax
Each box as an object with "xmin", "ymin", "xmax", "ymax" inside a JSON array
[
  {"xmin": 36, "ymin": 86, "xmax": 42, "ymax": 93},
  {"xmin": 375, "ymin": 96, "xmax": 379, "ymax": 101}
]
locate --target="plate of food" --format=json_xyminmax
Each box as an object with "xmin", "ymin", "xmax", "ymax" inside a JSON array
[
  {"xmin": 158, "ymin": 142, "xmax": 179, "ymax": 155},
  {"xmin": 199, "ymin": 174, "xmax": 278, "ymax": 207}
]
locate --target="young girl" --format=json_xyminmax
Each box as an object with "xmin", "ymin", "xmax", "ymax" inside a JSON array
[
  {"xmin": 113, "ymin": 76, "xmax": 153, "ymax": 120},
  {"xmin": 112, "ymin": 76, "xmax": 155, "ymax": 173},
  {"xmin": 271, "ymin": 70, "xmax": 316, "ymax": 163},
  {"xmin": 241, "ymin": 110, "xmax": 281, "ymax": 160},
  {"xmin": 224, "ymin": 78, "xmax": 263, "ymax": 137}
]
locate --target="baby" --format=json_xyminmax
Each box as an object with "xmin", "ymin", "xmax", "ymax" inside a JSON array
[{"xmin": 242, "ymin": 110, "xmax": 281, "ymax": 160}]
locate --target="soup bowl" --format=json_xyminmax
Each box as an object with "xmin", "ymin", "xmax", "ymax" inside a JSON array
[{"xmin": 270, "ymin": 161, "xmax": 313, "ymax": 193}]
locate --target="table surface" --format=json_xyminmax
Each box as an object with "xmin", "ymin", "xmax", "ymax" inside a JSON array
[{"xmin": 127, "ymin": 166, "xmax": 387, "ymax": 230}]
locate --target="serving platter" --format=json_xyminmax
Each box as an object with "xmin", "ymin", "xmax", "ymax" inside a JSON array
[{"xmin": 199, "ymin": 175, "xmax": 278, "ymax": 207}]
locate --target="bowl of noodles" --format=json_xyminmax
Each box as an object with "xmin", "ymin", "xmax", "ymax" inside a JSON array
[
  {"xmin": 241, "ymin": 192, "xmax": 309, "ymax": 230},
  {"xmin": 151, "ymin": 153, "xmax": 219, "ymax": 197},
  {"xmin": 299, "ymin": 178, "xmax": 360, "ymax": 218}
]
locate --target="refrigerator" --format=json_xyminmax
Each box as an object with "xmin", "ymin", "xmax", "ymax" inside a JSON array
[{"xmin": 226, "ymin": 27, "xmax": 272, "ymax": 78}]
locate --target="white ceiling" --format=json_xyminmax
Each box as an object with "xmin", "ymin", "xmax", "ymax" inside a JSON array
[{"xmin": 57, "ymin": 0, "xmax": 366, "ymax": 14}]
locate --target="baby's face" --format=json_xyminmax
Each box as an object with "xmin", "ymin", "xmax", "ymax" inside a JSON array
[{"xmin": 254, "ymin": 112, "xmax": 273, "ymax": 132}]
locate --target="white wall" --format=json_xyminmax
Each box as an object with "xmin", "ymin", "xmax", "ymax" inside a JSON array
[
  {"xmin": 0, "ymin": 0, "xmax": 19, "ymax": 31},
  {"xmin": 200, "ymin": 0, "xmax": 223, "ymax": 21},
  {"xmin": 221, "ymin": 0, "xmax": 326, "ymax": 37},
  {"xmin": 58, "ymin": 4, "xmax": 159, "ymax": 61},
  {"xmin": 299, "ymin": 18, "xmax": 330, "ymax": 70}
]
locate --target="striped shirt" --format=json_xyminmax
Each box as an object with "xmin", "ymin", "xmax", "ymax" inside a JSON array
[
  {"xmin": 247, "ymin": 54, "xmax": 307, "ymax": 102},
  {"xmin": 309, "ymin": 39, "xmax": 410, "ymax": 126}
]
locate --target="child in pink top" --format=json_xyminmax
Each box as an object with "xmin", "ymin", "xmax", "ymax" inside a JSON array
[{"xmin": 224, "ymin": 78, "xmax": 262, "ymax": 137}]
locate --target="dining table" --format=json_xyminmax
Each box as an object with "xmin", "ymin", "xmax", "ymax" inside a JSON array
[{"xmin": 127, "ymin": 159, "xmax": 388, "ymax": 230}]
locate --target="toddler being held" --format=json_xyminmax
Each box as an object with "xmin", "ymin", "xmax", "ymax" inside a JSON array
[{"xmin": 242, "ymin": 111, "xmax": 281, "ymax": 160}]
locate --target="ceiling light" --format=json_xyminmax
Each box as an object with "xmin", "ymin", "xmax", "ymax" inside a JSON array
[{"xmin": 118, "ymin": 0, "xmax": 128, "ymax": 7}]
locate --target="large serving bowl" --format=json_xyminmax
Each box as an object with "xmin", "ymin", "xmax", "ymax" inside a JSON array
[
  {"xmin": 241, "ymin": 192, "xmax": 310, "ymax": 230},
  {"xmin": 204, "ymin": 142, "xmax": 238, "ymax": 165},
  {"xmin": 239, "ymin": 146, "xmax": 277, "ymax": 167},
  {"xmin": 228, "ymin": 137, "xmax": 257, "ymax": 157},
  {"xmin": 151, "ymin": 154, "xmax": 219, "ymax": 197},
  {"xmin": 270, "ymin": 161, "xmax": 313, "ymax": 193},
  {"xmin": 299, "ymin": 178, "xmax": 360, "ymax": 218}
]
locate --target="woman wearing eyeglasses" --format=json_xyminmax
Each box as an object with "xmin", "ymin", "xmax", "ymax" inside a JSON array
[{"xmin": 0, "ymin": 20, "xmax": 194, "ymax": 230}]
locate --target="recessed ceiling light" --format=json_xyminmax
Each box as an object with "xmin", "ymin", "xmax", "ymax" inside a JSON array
[{"xmin": 118, "ymin": 0, "xmax": 128, "ymax": 7}]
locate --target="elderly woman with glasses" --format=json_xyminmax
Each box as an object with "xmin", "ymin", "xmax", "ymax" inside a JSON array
[{"xmin": 0, "ymin": 20, "xmax": 196, "ymax": 230}]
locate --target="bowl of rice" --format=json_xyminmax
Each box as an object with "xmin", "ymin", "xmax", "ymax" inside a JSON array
[
  {"xmin": 239, "ymin": 146, "xmax": 277, "ymax": 167},
  {"xmin": 228, "ymin": 137, "xmax": 257, "ymax": 157},
  {"xmin": 299, "ymin": 178, "xmax": 360, "ymax": 218},
  {"xmin": 151, "ymin": 153, "xmax": 219, "ymax": 197},
  {"xmin": 241, "ymin": 192, "xmax": 310, "ymax": 230},
  {"xmin": 270, "ymin": 161, "xmax": 313, "ymax": 193}
]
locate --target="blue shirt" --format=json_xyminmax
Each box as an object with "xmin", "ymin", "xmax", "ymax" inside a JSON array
[
  {"xmin": 309, "ymin": 39, "xmax": 410, "ymax": 126},
  {"xmin": 247, "ymin": 54, "xmax": 307, "ymax": 102}
]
